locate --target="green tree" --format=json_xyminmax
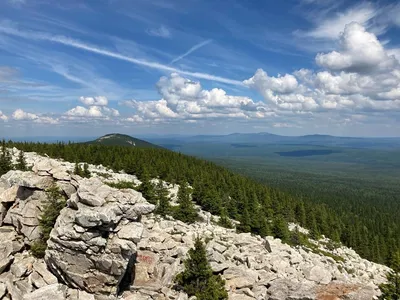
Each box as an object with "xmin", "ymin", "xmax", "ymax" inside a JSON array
[
  {"xmin": 155, "ymin": 181, "xmax": 171, "ymax": 217},
  {"xmin": 174, "ymin": 182, "xmax": 198, "ymax": 223},
  {"xmin": 0, "ymin": 140, "xmax": 12, "ymax": 175},
  {"xmin": 74, "ymin": 162, "xmax": 83, "ymax": 176},
  {"xmin": 16, "ymin": 150, "xmax": 27, "ymax": 171},
  {"xmin": 379, "ymin": 251, "xmax": 400, "ymax": 299},
  {"xmin": 138, "ymin": 169, "xmax": 157, "ymax": 204},
  {"xmin": 83, "ymin": 163, "xmax": 91, "ymax": 178},
  {"xmin": 272, "ymin": 214, "xmax": 290, "ymax": 243},
  {"xmin": 31, "ymin": 185, "xmax": 66, "ymax": 258},
  {"xmin": 218, "ymin": 207, "xmax": 233, "ymax": 229},
  {"xmin": 176, "ymin": 237, "xmax": 228, "ymax": 300}
]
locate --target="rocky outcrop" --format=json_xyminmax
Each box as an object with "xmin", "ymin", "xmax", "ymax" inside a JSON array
[
  {"xmin": 46, "ymin": 177, "xmax": 154, "ymax": 295},
  {"xmin": 0, "ymin": 148, "xmax": 393, "ymax": 299}
]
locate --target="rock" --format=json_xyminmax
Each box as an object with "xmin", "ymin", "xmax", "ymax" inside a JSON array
[
  {"xmin": 0, "ymin": 282, "xmax": 6, "ymax": 299},
  {"xmin": 56, "ymin": 181, "xmax": 76, "ymax": 198},
  {"xmin": 229, "ymin": 292, "xmax": 255, "ymax": 300},
  {"xmin": 33, "ymin": 260, "xmax": 58, "ymax": 285},
  {"xmin": 22, "ymin": 283, "xmax": 67, "ymax": 300},
  {"xmin": 304, "ymin": 265, "xmax": 332, "ymax": 284},
  {"xmin": 45, "ymin": 178, "xmax": 155, "ymax": 295},
  {"xmin": 2, "ymin": 171, "xmax": 54, "ymax": 190},
  {"xmin": 118, "ymin": 223, "xmax": 144, "ymax": 243},
  {"xmin": 0, "ymin": 226, "xmax": 23, "ymax": 274},
  {"xmin": 3, "ymin": 190, "xmax": 48, "ymax": 245}
]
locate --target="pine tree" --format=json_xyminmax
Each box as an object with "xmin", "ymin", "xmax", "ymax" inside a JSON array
[
  {"xmin": 0, "ymin": 140, "xmax": 12, "ymax": 175},
  {"xmin": 83, "ymin": 163, "xmax": 91, "ymax": 178},
  {"xmin": 74, "ymin": 162, "xmax": 83, "ymax": 176},
  {"xmin": 379, "ymin": 251, "xmax": 400, "ymax": 299},
  {"xmin": 155, "ymin": 181, "xmax": 171, "ymax": 217},
  {"xmin": 174, "ymin": 182, "xmax": 198, "ymax": 223},
  {"xmin": 272, "ymin": 214, "xmax": 290, "ymax": 243},
  {"xmin": 31, "ymin": 185, "xmax": 66, "ymax": 258},
  {"xmin": 16, "ymin": 150, "xmax": 27, "ymax": 171},
  {"xmin": 176, "ymin": 237, "xmax": 228, "ymax": 300},
  {"xmin": 218, "ymin": 207, "xmax": 233, "ymax": 229},
  {"xmin": 138, "ymin": 168, "xmax": 157, "ymax": 204}
]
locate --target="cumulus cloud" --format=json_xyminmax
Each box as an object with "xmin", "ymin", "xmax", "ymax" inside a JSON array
[
  {"xmin": 244, "ymin": 23, "xmax": 400, "ymax": 115},
  {"xmin": 79, "ymin": 96, "xmax": 108, "ymax": 106},
  {"xmin": 65, "ymin": 105, "xmax": 119, "ymax": 118},
  {"xmin": 302, "ymin": 3, "xmax": 377, "ymax": 40},
  {"xmin": 12, "ymin": 109, "xmax": 58, "ymax": 124},
  {"xmin": 123, "ymin": 73, "xmax": 272, "ymax": 123},
  {"xmin": 316, "ymin": 23, "xmax": 398, "ymax": 73},
  {"xmin": 0, "ymin": 111, "xmax": 8, "ymax": 121},
  {"xmin": 65, "ymin": 96, "xmax": 119, "ymax": 120}
]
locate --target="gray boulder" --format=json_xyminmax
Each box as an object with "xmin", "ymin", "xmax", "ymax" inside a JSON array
[{"xmin": 45, "ymin": 178, "xmax": 155, "ymax": 296}]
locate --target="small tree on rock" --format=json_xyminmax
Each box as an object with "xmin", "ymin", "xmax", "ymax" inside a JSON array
[
  {"xmin": 31, "ymin": 185, "xmax": 66, "ymax": 258},
  {"xmin": 176, "ymin": 237, "xmax": 228, "ymax": 300}
]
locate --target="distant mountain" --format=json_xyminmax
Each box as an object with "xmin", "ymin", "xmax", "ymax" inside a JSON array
[
  {"xmin": 146, "ymin": 132, "xmax": 400, "ymax": 150},
  {"xmin": 85, "ymin": 133, "xmax": 160, "ymax": 148}
]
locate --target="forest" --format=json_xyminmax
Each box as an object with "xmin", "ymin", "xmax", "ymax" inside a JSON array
[{"xmin": 1, "ymin": 140, "xmax": 399, "ymax": 267}]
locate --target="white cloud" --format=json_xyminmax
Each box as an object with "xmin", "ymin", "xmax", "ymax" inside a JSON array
[
  {"xmin": 302, "ymin": 3, "xmax": 377, "ymax": 39},
  {"xmin": 65, "ymin": 105, "xmax": 119, "ymax": 118},
  {"xmin": 123, "ymin": 73, "xmax": 272, "ymax": 123},
  {"xmin": 245, "ymin": 23, "xmax": 400, "ymax": 115},
  {"xmin": 12, "ymin": 109, "xmax": 39, "ymax": 120},
  {"xmin": 316, "ymin": 23, "xmax": 398, "ymax": 73},
  {"xmin": 0, "ymin": 111, "xmax": 8, "ymax": 121},
  {"xmin": 12, "ymin": 109, "xmax": 58, "ymax": 124},
  {"xmin": 146, "ymin": 25, "xmax": 171, "ymax": 38},
  {"xmin": 79, "ymin": 96, "xmax": 108, "ymax": 106}
]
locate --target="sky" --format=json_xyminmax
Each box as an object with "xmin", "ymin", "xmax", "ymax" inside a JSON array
[{"xmin": 0, "ymin": 0, "xmax": 400, "ymax": 137}]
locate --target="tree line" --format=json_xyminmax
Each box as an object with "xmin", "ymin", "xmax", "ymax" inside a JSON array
[{"xmin": 1, "ymin": 140, "xmax": 399, "ymax": 267}]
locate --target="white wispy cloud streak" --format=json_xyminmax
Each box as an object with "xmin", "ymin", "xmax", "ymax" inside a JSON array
[
  {"xmin": 170, "ymin": 39, "xmax": 212, "ymax": 64},
  {"xmin": 0, "ymin": 24, "xmax": 242, "ymax": 86}
]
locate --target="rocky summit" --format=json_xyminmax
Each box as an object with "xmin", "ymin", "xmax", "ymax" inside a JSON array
[{"xmin": 0, "ymin": 148, "xmax": 391, "ymax": 299}]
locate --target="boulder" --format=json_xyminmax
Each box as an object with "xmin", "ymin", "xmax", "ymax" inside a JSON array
[
  {"xmin": 45, "ymin": 178, "xmax": 155, "ymax": 296},
  {"xmin": 0, "ymin": 227, "xmax": 24, "ymax": 274},
  {"xmin": 3, "ymin": 190, "xmax": 48, "ymax": 245},
  {"xmin": 2, "ymin": 171, "xmax": 54, "ymax": 190},
  {"xmin": 22, "ymin": 283, "xmax": 67, "ymax": 300},
  {"xmin": 304, "ymin": 265, "xmax": 332, "ymax": 284}
]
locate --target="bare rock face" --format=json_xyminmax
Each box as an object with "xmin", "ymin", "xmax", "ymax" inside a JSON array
[{"xmin": 45, "ymin": 177, "xmax": 155, "ymax": 296}]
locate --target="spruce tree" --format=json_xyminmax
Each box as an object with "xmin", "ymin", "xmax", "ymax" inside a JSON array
[
  {"xmin": 83, "ymin": 163, "xmax": 91, "ymax": 178},
  {"xmin": 16, "ymin": 150, "xmax": 27, "ymax": 171},
  {"xmin": 272, "ymin": 214, "xmax": 290, "ymax": 243},
  {"xmin": 174, "ymin": 182, "xmax": 198, "ymax": 223},
  {"xmin": 0, "ymin": 140, "xmax": 12, "ymax": 175},
  {"xmin": 138, "ymin": 168, "xmax": 157, "ymax": 204},
  {"xmin": 379, "ymin": 251, "xmax": 400, "ymax": 299},
  {"xmin": 155, "ymin": 181, "xmax": 171, "ymax": 217},
  {"xmin": 218, "ymin": 207, "xmax": 233, "ymax": 229},
  {"xmin": 176, "ymin": 237, "xmax": 228, "ymax": 300}
]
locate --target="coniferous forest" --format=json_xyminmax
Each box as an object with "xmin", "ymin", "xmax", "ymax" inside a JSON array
[{"xmin": 1, "ymin": 140, "xmax": 399, "ymax": 268}]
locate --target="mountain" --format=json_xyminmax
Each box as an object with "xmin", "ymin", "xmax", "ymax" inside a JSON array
[
  {"xmin": 85, "ymin": 133, "xmax": 160, "ymax": 148},
  {"xmin": 0, "ymin": 148, "xmax": 392, "ymax": 299}
]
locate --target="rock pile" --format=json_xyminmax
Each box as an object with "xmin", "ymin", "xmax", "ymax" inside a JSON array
[{"xmin": 0, "ymin": 148, "xmax": 392, "ymax": 299}]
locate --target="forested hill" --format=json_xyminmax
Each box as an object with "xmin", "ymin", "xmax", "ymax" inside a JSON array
[
  {"xmin": 85, "ymin": 133, "xmax": 160, "ymax": 148},
  {"xmin": 2, "ymin": 140, "xmax": 399, "ymax": 266}
]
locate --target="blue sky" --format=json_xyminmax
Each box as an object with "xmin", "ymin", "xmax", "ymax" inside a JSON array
[{"xmin": 0, "ymin": 0, "xmax": 400, "ymax": 137}]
